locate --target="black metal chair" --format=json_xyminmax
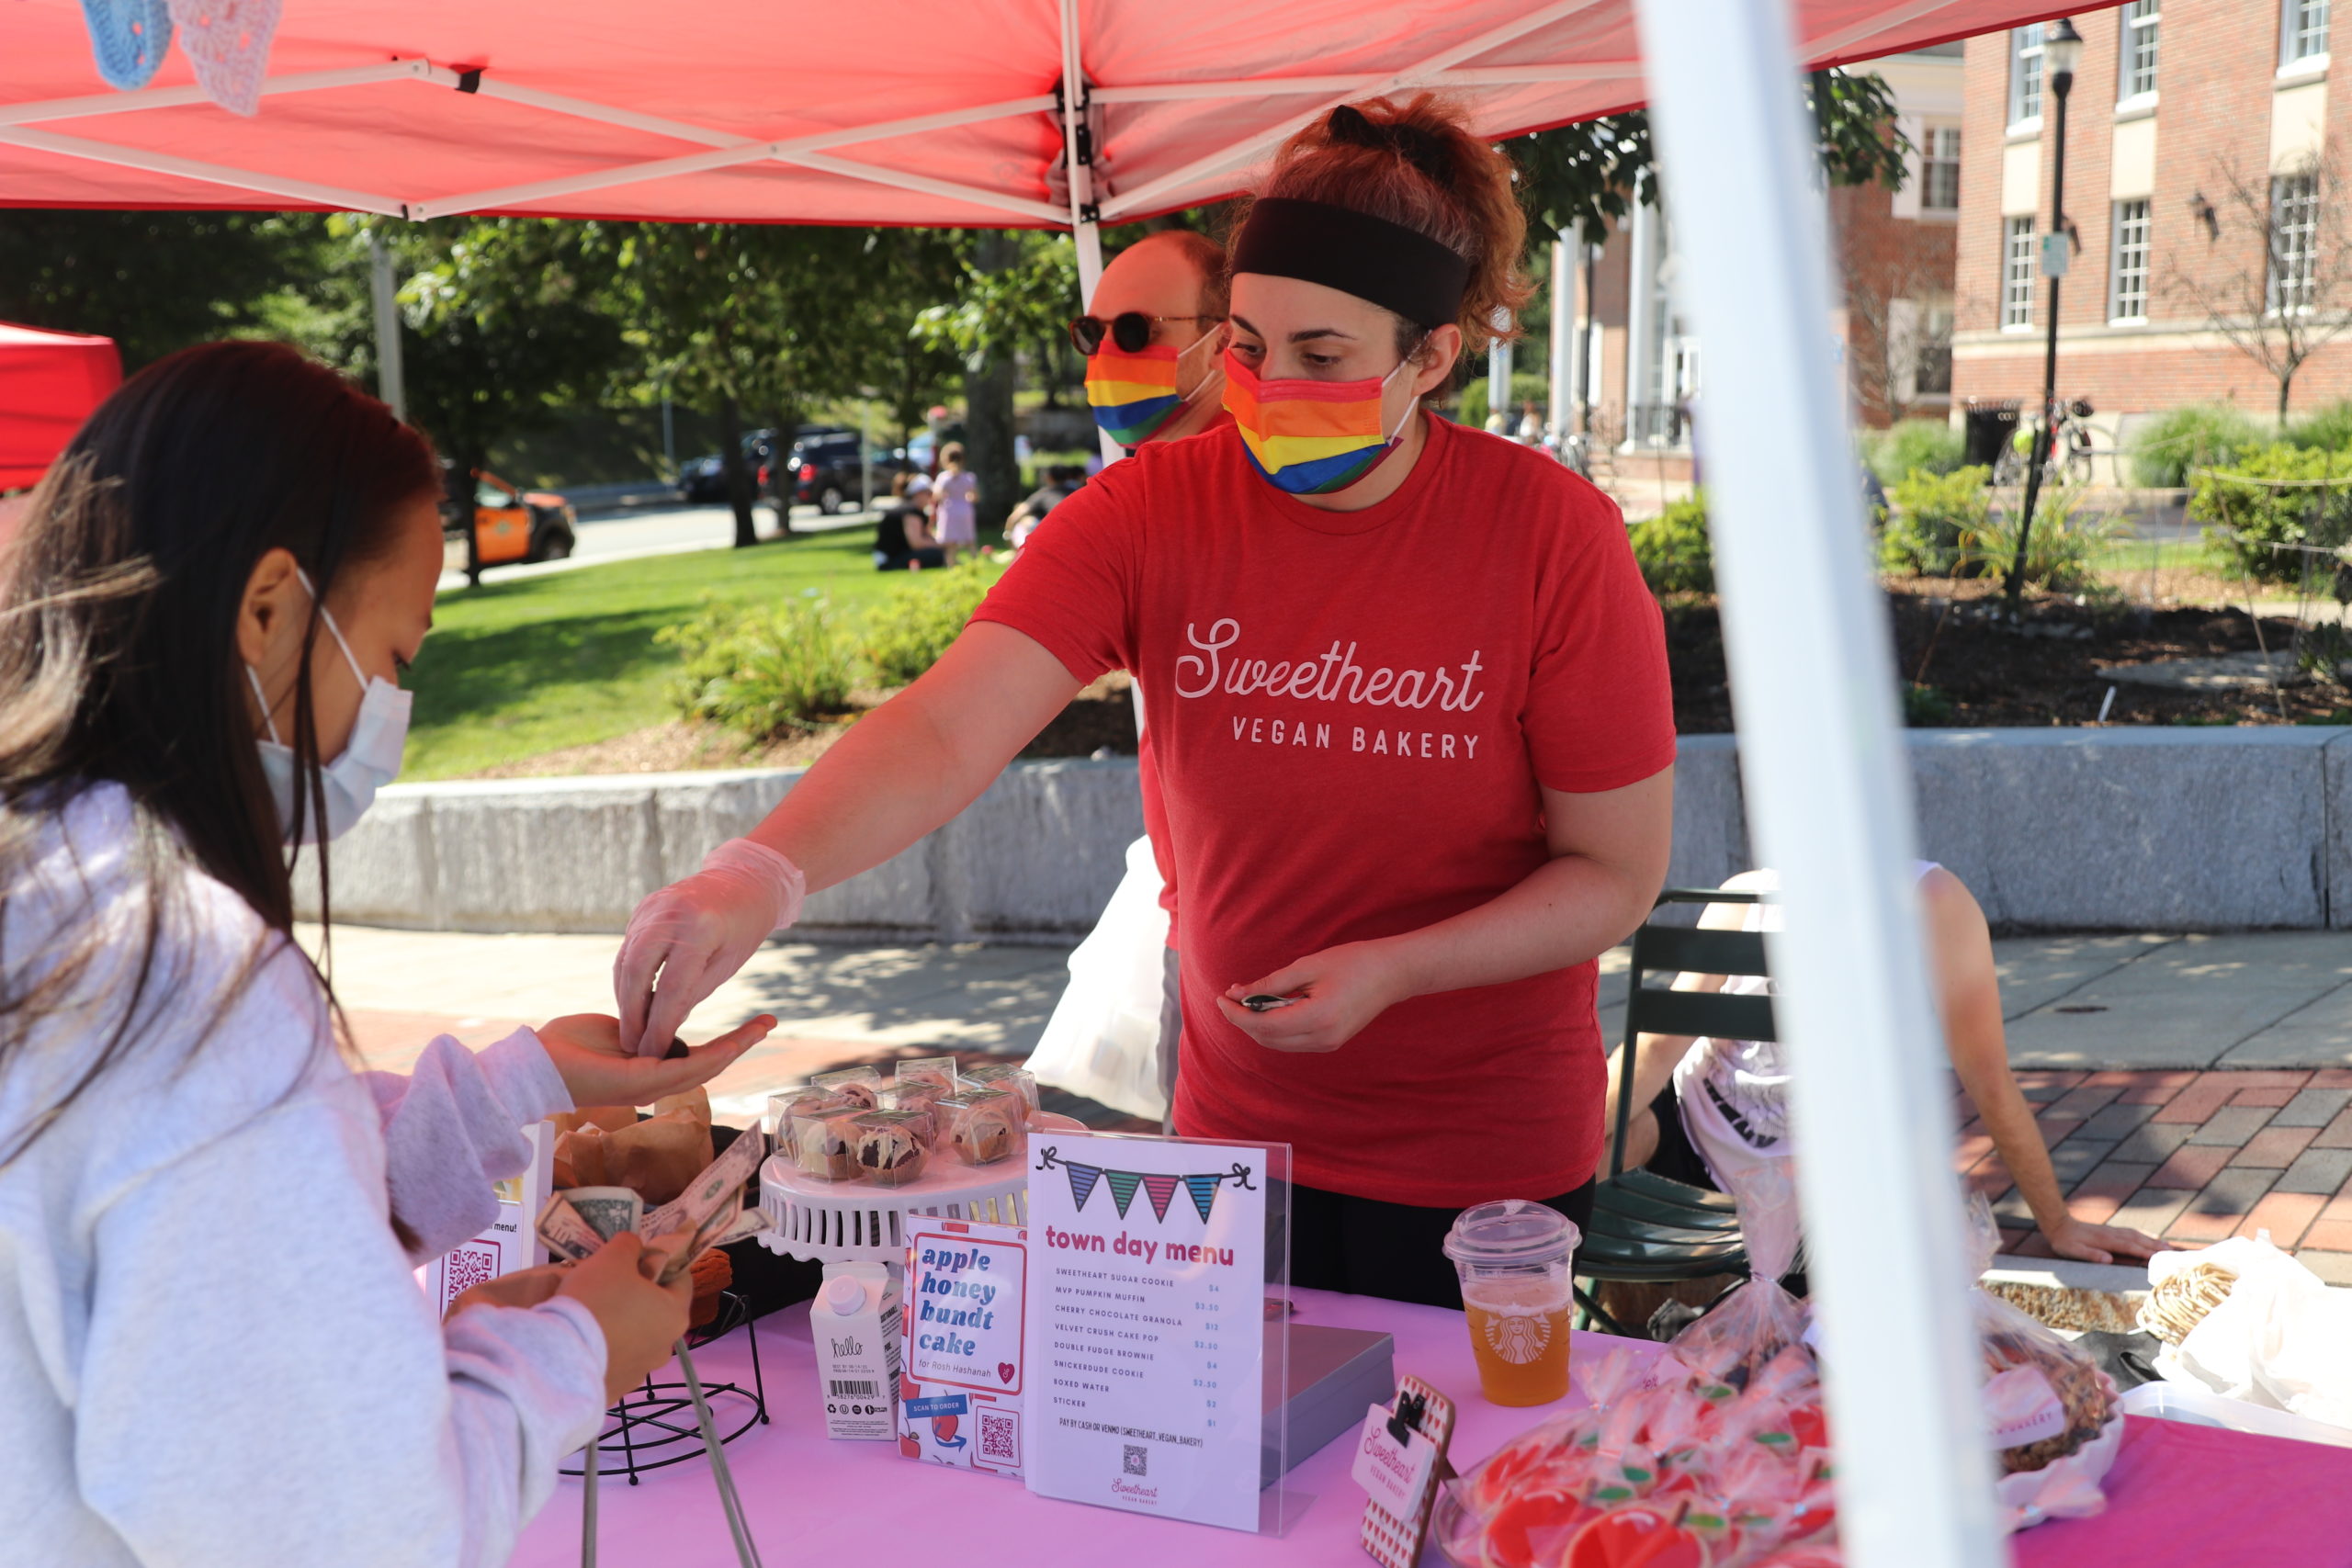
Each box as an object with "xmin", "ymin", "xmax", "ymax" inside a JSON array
[{"xmin": 1573, "ymin": 888, "xmax": 1776, "ymax": 1337}]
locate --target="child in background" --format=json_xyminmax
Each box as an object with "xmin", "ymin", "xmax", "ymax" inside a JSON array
[{"xmin": 933, "ymin": 442, "xmax": 979, "ymax": 565}]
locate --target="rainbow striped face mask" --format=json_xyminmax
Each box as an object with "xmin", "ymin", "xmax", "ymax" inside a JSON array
[
  {"xmin": 1221, "ymin": 347, "xmax": 1419, "ymax": 496},
  {"xmin": 1084, "ymin": 328, "xmax": 1221, "ymax": 449}
]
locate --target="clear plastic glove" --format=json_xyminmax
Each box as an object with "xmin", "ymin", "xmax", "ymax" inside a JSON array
[{"xmin": 615, "ymin": 838, "xmax": 806, "ymax": 1056}]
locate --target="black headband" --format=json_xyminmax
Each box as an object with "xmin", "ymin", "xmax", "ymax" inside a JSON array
[{"xmin": 1230, "ymin": 197, "xmax": 1470, "ymax": 330}]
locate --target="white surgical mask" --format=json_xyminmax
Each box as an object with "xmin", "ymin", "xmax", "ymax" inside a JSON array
[{"xmin": 247, "ymin": 569, "xmax": 412, "ymax": 844}]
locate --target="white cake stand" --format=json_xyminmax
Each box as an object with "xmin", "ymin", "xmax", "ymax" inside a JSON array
[{"xmin": 756, "ymin": 1112, "xmax": 1083, "ymax": 1269}]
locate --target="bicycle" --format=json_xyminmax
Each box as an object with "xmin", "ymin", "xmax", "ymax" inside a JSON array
[{"xmin": 1992, "ymin": 397, "xmax": 2097, "ymax": 489}]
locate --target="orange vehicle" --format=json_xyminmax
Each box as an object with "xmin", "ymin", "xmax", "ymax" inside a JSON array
[{"xmin": 442, "ymin": 468, "xmax": 578, "ymax": 570}]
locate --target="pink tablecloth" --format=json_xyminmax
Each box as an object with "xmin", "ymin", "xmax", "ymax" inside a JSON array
[{"xmin": 510, "ymin": 1289, "xmax": 2352, "ymax": 1568}]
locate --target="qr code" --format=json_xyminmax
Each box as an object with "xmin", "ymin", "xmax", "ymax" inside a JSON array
[
  {"xmin": 980, "ymin": 1410, "xmax": 1018, "ymax": 1463},
  {"xmin": 1123, "ymin": 1444, "xmax": 1148, "ymax": 1477},
  {"xmin": 441, "ymin": 1244, "xmax": 499, "ymax": 1309}
]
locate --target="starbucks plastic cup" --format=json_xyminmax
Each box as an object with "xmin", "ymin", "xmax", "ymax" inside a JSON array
[{"xmin": 1443, "ymin": 1200, "xmax": 1580, "ymax": 1407}]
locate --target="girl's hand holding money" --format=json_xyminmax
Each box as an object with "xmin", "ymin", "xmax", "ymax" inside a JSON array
[
  {"xmin": 445, "ymin": 1263, "xmax": 570, "ymax": 1320},
  {"xmin": 535, "ymin": 1012, "xmax": 778, "ymax": 1109},
  {"xmin": 557, "ymin": 1231, "xmax": 695, "ymax": 1401}
]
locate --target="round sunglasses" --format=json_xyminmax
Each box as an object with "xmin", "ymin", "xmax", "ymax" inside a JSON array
[{"xmin": 1068, "ymin": 311, "xmax": 1224, "ymax": 356}]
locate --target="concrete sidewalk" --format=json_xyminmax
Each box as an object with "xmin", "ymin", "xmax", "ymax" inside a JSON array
[{"xmin": 328, "ymin": 924, "xmax": 2352, "ymax": 1280}]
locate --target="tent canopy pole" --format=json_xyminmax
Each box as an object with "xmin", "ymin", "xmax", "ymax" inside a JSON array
[{"xmin": 1631, "ymin": 0, "xmax": 2002, "ymax": 1563}]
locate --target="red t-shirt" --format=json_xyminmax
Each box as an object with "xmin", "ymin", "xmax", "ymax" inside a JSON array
[
  {"xmin": 1135, "ymin": 407, "xmax": 1236, "ymax": 943},
  {"xmin": 976, "ymin": 416, "xmax": 1674, "ymax": 1205}
]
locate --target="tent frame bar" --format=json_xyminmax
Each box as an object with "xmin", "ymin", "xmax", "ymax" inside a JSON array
[
  {"xmin": 0, "ymin": 0, "xmax": 1929, "ymax": 230},
  {"xmin": 1093, "ymin": 60, "xmax": 1644, "ymax": 103},
  {"xmin": 1097, "ymin": 0, "xmax": 1610, "ymax": 220}
]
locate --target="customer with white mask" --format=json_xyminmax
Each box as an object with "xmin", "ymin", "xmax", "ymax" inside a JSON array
[{"xmin": 0, "ymin": 342, "xmax": 770, "ymax": 1567}]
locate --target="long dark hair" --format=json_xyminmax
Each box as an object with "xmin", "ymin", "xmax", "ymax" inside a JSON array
[{"xmin": 0, "ymin": 341, "xmax": 438, "ymax": 1161}]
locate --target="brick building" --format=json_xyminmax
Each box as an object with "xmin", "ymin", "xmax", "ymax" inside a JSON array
[
  {"xmin": 1557, "ymin": 46, "xmax": 1962, "ymax": 464},
  {"xmin": 1952, "ymin": 2, "xmax": 2352, "ymax": 445}
]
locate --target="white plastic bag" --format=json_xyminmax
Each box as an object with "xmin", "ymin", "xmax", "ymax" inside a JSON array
[
  {"xmin": 1023, "ymin": 836, "xmax": 1171, "ymax": 1122},
  {"xmin": 2152, "ymin": 1233, "xmax": 2352, "ymax": 1430}
]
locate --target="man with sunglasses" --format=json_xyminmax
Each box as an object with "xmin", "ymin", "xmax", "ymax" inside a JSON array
[{"xmin": 1076, "ymin": 231, "xmax": 1232, "ymax": 454}]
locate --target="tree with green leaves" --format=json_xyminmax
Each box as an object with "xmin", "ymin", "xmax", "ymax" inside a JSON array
[
  {"xmin": 1512, "ymin": 68, "xmax": 1910, "ymax": 243},
  {"xmin": 599, "ymin": 222, "xmax": 940, "ymax": 547},
  {"xmin": 915, "ymin": 229, "xmax": 1084, "ymax": 530},
  {"xmin": 0, "ymin": 209, "xmax": 329, "ymax": 367}
]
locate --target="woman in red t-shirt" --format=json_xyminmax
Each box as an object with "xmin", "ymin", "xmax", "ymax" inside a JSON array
[{"xmin": 614, "ymin": 96, "xmax": 1678, "ymax": 1307}]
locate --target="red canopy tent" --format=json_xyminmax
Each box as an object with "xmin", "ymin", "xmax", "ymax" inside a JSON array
[
  {"xmin": 0, "ymin": 5, "xmax": 2085, "ymax": 1566},
  {"xmin": 0, "ymin": 320, "xmax": 120, "ymax": 491}
]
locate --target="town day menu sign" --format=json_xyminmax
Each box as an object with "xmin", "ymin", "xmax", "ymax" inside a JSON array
[{"xmin": 1022, "ymin": 1132, "xmax": 1270, "ymax": 1531}]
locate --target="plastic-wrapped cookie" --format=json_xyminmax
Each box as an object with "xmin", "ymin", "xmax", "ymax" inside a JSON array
[
  {"xmin": 958, "ymin": 1064, "xmax": 1039, "ymax": 1125},
  {"xmin": 852, "ymin": 1110, "xmax": 932, "ymax": 1189},
  {"xmin": 810, "ymin": 1065, "xmax": 884, "ymax": 1111},
  {"xmin": 939, "ymin": 1089, "xmax": 1022, "ymax": 1167},
  {"xmin": 791, "ymin": 1107, "xmax": 865, "ymax": 1182}
]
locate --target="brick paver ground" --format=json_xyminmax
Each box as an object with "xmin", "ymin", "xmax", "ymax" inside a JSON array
[{"xmin": 1960, "ymin": 1067, "xmax": 2352, "ymax": 1282}]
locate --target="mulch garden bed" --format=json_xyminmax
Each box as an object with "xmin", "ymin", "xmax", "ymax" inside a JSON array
[{"xmin": 1666, "ymin": 579, "xmax": 2352, "ymax": 731}]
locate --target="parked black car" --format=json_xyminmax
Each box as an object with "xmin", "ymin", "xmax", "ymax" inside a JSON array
[
  {"xmin": 676, "ymin": 428, "xmax": 778, "ymax": 503},
  {"xmin": 787, "ymin": 430, "xmax": 907, "ymax": 513}
]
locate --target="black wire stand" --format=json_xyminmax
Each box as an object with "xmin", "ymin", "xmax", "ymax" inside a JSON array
[{"xmin": 560, "ymin": 1289, "xmax": 770, "ymax": 1483}]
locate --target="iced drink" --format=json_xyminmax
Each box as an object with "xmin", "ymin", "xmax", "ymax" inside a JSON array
[
  {"xmin": 1443, "ymin": 1200, "xmax": 1580, "ymax": 1408},
  {"xmin": 1461, "ymin": 1275, "xmax": 1573, "ymax": 1405}
]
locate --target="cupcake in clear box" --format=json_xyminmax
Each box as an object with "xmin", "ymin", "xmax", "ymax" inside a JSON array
[
  {"xmin": 809, "ymin": 1065, "xmax": 884, "ymax": 1111},
  {"xmin": 852, "ymin": 1109, "xmax": 933, "ymax": 1189},
  {"xmin": 958, "ymin": 1063, "xmax": 1039, "ymax": 1125},
  {"xmin": 938, "ymin": 1089, "xmax": 1023, "ymax": 1167},
  {"xmin": 791, "ymin": 1107, "xmax": 865, "ymax": 1181}
]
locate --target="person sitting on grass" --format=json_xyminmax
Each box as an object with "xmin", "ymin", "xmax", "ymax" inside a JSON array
[
  {"xmin": 874, "ymin": 471, "xmax": 946, "ymax": 571},
  {"xmin": 1607, "ymin": 863, "xmax": 2165, "ymax": 1267},
  {"xmin": 1006, "ymin": 465, "xmax": 1087, "ymax": 555}
]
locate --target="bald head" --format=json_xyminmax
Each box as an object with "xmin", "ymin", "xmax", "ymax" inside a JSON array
[{"xmin": 1091, "ymin": 231, "xmax": 1228, "ymax": 408}]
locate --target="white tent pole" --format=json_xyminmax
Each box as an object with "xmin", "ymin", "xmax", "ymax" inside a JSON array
[
  {"xmin": 1630, "ymin": 2, "xmax": 2002, "ymax": 1568},
  {"xmin": 1543, "ymin": 232, "xmax": 1561, "ymax": 444},
  {"xmin": 368, "ymin": 227, "xmax": 408, "ymax": 423},
  {"xmin": 775, "ymin": 149, "xmax": 1069, "ymax": 223},
  {"xmin": 0, "ymin": 59, "xmax": 450, "ymax": 124},
  {"xmin": 1058, "ymin": 0, "xmax": 1122, "ymax": 467},
  {"xmin": 0, "ymin": 123, "xmax": 407, "ymax": 215},
  {"xmin": 1100, "ymin": 0, "xmax": 1610, "ymax": 220}
]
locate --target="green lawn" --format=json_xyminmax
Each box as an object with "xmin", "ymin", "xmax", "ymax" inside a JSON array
[{"xmin": 407, "ymin": 530, "xmax": 903, "ymax": 779}]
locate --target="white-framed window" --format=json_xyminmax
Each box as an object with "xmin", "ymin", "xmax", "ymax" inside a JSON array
[
  {"xmin": 2120, "ymin": 0, "xmax": 2160, "ymax": 99},
  {"xmin": 2003, "ymin": 215, "xmax": 2038, "ymax": 328},
  {"xmin": 1921, "ymin": 126, "xmax": 1962, "ymax": 211},
  {"xmin": 2109, "ymin": 199, "xmax": 2152, "ymax": 321},
  {"xmin": 2270, "ymin": 172, "xmax": 2321, "ymax": 312},
  {"xmin": 2283, "ymin": 0, "xmax": 2330, "ymax": 65},
  {"xmin": 2009, "ymin": 24, "xmax": 2047, "ymax": 125}
]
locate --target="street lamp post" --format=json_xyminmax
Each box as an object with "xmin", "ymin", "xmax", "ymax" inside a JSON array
[{"xmin": 2005, "ymin": 17, "xmax": 2084, "ymax": 611}]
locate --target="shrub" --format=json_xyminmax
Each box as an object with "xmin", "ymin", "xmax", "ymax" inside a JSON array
[
  {"xmin": 1866, "ymin": 419, "xmax": 1966, "ymax": 487},
  {"xmin": 1457, "ymin": 371, "xmax": 1553, "ymax": 432},
  {"xmin": 862, "ymin": 560, "xmax": 1003, "ymax": 685},
  {"xmin": 2285, "ymin": 400, "xmax": 2352, "ymax": 453},
  {"xmin": 2188, "ymin": 442, "xmax": 2352, "ymax": 585},
  {"xmin": 1954, "ymin": 486, "xmax": 2119, "ymax": 592},
  {"xmin": 1629, "ymin": 495, "xmax": 1713, "ymax": 596},
  {"xmin": 2129, "ymin": 403, "xmax": 2264, "ymax": 488},
  {"xmin": 659, "ymin": 592, "xmax": 859, "ymax": 740},
  {"xmin": 1881, "ymin": 465, "xmax": 1994, "ymax": 576}
]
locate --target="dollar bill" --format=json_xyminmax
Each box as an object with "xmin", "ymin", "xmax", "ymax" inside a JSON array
[
  {"xmin": 656, "ymin": 1198, "xmax": 769, "ymax": 1285},
  {"xmin": 535, "ymin": 1194, "xmax": 605, "ymax": 1263},
  {"xmin": 565, "ymin": 1186, "xmax": 643, "ymax": 1243},
  {"xmin": 642, "ymin": 1128, "xmax": 765, "ymax": 1245}
]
